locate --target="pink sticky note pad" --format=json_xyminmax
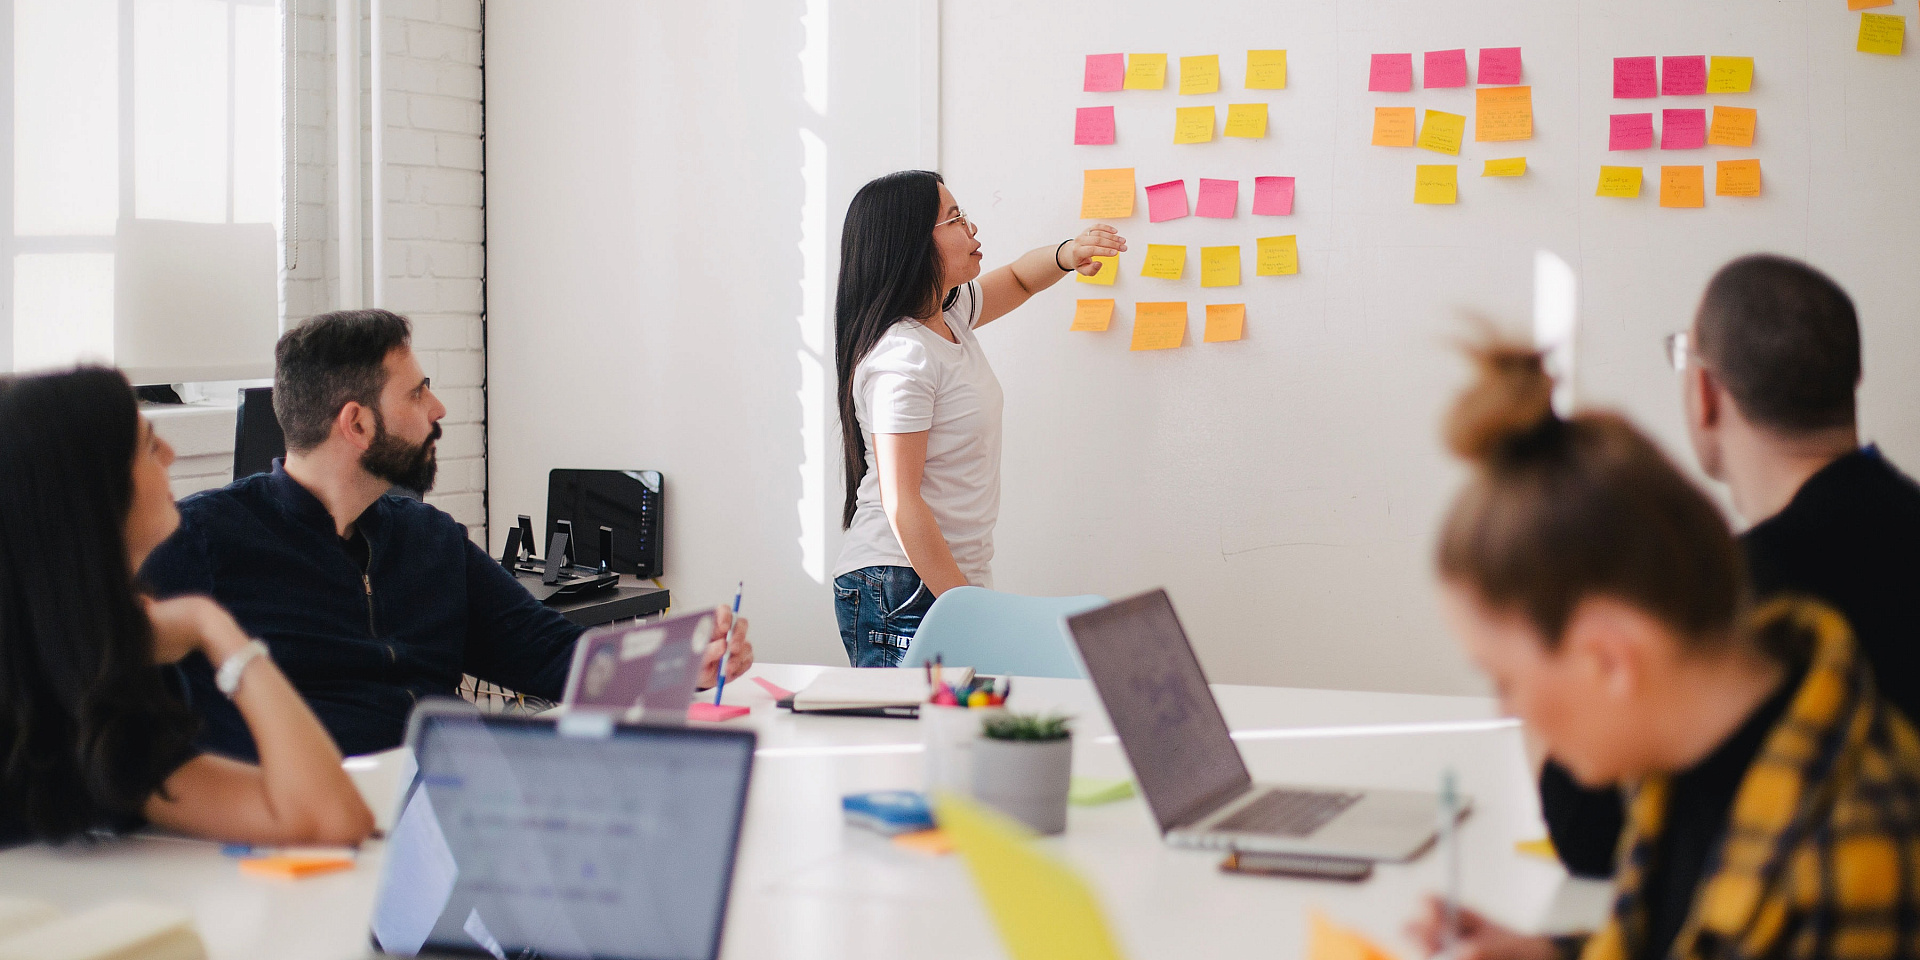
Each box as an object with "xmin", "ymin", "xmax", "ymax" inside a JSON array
[
  {"xmin": 1424, "ymin": 49, "xmax": 1468, "ymax": 88},
  {"xmin": 1252, "ymin": 176, "xmax": 1295, "ymax": 215},
  {"xmin": 1074, "ymin": 106, "xmax": 1115, "ymax": 145},
  {"xmin": 1661, "ymin": 56, "xmax": 1706, "ymax": 96},
  {"xmin": 1613, "ymin": 57, "xmax": 1657, "ymax": 98},
  {"xmin": 1609, "ymin": 113, "xmax": 1655, "ymax": 151},
  {"xmin": 1145, "ymin": 179, "xmax": 1190, "ymax": 222},
  {"xmin": 1661, "ymin": 109, "xmax": 1707, "ymax": 149},
  {"xmin": 751, "ymin": 676, "xmax": 795, "ymax": 701},
  {"xmin": 1084, "ymin": 53, "xmax": 1125, "ymax": 92},
  {"xmin": 1369, "ymin": 53, "xmax": 1414, "ymax": 92},
  {"xmin": 1478, "ymin": 47, "xmax": 1522, "ymax": 85},
  {"xmin": 1196, "ymin": 179, "xmax": 1239, "ymax": 218},
  {"xmin": 688, "ymin": 702, "xmax": 750, "ymax": 723}
]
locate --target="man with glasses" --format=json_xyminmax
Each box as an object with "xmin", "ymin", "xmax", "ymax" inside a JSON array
[{"xmin": 1540, "ymin": 254, "xmax": 1920, "ymax": 878}]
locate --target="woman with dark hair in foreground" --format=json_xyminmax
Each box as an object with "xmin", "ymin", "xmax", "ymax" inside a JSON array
[{"xmin": 0, "ymin": 367, "xmax": 373, "ymax": 847}]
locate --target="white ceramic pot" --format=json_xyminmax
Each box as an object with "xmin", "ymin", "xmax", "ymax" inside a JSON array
[{"xmin": 970, "ymin": 735, "xmax": 1073, "ymax": 835}]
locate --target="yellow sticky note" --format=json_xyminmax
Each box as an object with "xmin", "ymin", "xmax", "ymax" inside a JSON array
[
  {"xmin": 935, "ymin": 795, "xmax": 1127, "ymax": 960},
  {"xmin": 1416, "ymin": 110, "xmax": 1467, "ymax": 156},
  {"xmin": 1179, "ymin": 55, "xmax": 1221, "ymax": 95},
  {"xmin": 1071, "ymin": 299, "xmax": 1115, "ymax": 332},
  {"xmin": 1707, "ymin": 106, "xmax": 1756, "ymax": 147},
  {"xmin": 1130, "ymin": 302, "xmax": 1188, "ymax": 351},
  {"xmin": 1859, "ymin": 13, "xmax": 1906, "ymax": 55},
  {"xmin": 1415, "ymin": 165, "xmax": 1459, "ymax": 204},
  {"xmin": 1660, "ymin": 165, "xmax": 1706, "ymax": 208},
  {"xmin": 1140, "ymin": 244, "xmax": 1186, "ymax": 279},
  {"xmin": 1174, "ymin": 106, "xmax": 1216, "ymax": 144},
  {"xmin": 1307, "ymin": 911, "xmax": 1401, "ymax": 960},
  {"xmin": 1200, "ymin": 246, "xmax": 1241, "ymax": 287},
  {"xmin": 1256, "ymin": 235, "xmax": 1299, "ymax": 276},
  {"xmin": 1224, "ymin": 103, "xmax": 1268, "ymax": 139},
  {"xmin": 1246, "ymin": 50, "xmax": 1288, "ymax": 89},
  {"xmin": 1124, "ymin": 53, "xmax": 1167, "ymax": 90},
  {"xmin": 1482, "ymin": 157, "xmax": 1527, "ymax": 177},
  {"xmin": 1515, "ymin": 837, "xmax": 1558, "ymax": 861},
  {"xmin": 1706, "ymin": 56, "xmax": 1753, "ymax": 93},
  {"xmin": 1204, "ymin": 303, "xmax": 1246, "ymax": 343},
  {"xmin": 1079, "ymin": 168, "xmax": 1135, "ymax": 219},
  {"xmin": 1076, "ymin": 255, "xmax": 1119, "ymax": 286},
  {"xmin": 1596, "ymin": 166, "xmax": 1643, "ymax": 198},
  {"xmin": 1474, "ymin": 86, "xmax": 1533, "ymax": 142},
  {"xmin": 1371, "ymin": 107, "xmax": 1417, "ymax": 147},
  {"xmin": 1716, "ymin": 159, "xmax": 1762, "ymax": 198}
]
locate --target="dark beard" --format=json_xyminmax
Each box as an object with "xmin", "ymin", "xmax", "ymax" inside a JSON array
[{"xmin": 362, "ymin": 415, "xmax": 441, "ymax": 494}]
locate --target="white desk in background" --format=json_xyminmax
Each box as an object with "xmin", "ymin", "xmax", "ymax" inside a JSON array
[{"xmin": 0, "ymin": 664, "xmax": 1610, "ymax": 959}]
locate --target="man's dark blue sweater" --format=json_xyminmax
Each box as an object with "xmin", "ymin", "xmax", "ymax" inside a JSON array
[{"xmin": 141, "ymin": 463, "xmax": 584, "ymax": 759}]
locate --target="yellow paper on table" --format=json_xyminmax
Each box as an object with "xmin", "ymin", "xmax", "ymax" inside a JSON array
[
  {"xmin": 1071, "ymin": 299, "xmax": 1115, "ymax": 332},
  {"xmin": 1246, "ymin": 50, "xmax": 1287, "ymax": 89},
  {"xmin": 1416, "ymin": 110, "xmax": 1467, "ymax": 156},
  {"xmin": 1256, "ymin": 235, "xmax": 1299, "ymax": 276},
  {"xmin": 1707, "ymin": 106, "xmax": 1756, "ymax": 147},
  {"xmin": 1179, "ymin": 55, "xmax": 1220, "ymax": 94},
  {"xmin": 1174, "ymin": 106, "xmax": 1216, "ymax": 144},
  {"xmin": 1660, "ymin": 165, "xmax": 1706, "ymax": 208},
  {"xmin": 1414, "ymin": 165, "xmax": 1458, "ymax": 204},
  {"xmin": 1077, "ymin": 255, "xmax": 1119, "ymax": 286},
  {"xmin": 1706, "ymin": 56, "xmax": 1753, "ymax": 93},
  {"xmin": 1080, "ymin": 168, "xmax": 1135, "ymax": 219},
  {"xmin": 1596, "ymin": 166, "xmax": 1644, "ymax": 198},
  {"xmin": 1204, "ymin": 303, "xmax": 1246, "ymax": 343},
  {"xmin": 1130, "ymin": 302, "xmax": 1188, "ymax": 351},
  {"xmin": 935, "ymin": 795, "xmax": 1128, "ymax": 960},
  {"xmin": 1371, "ymin": 107, "xmax": 1417, "ymax": 147},
  {"xmin": 1200, "ymin": 246, "xmax": 1241, "ymax": 287},
  {"xmin": 1482, "ymin": 157, "xmax": 1527, "ymax": 177},
  {"xmin": 1474, "ymin": 86, "xmax": 1533, "ymax": 142},
  {"xmin": 1124, "ymin": 53, "xmax": 1167, "ymax": 90},
  {"xmin": 1140, "ymin": 244, "xmax": 1186, "ymax": 279},
  {"xmin": 1859, "ymin": 13, "xmax": 1906, "ymax": 55},
  {"xmin": 1224, "ymin": 103, "xmax": 1268, "ymax": 139},
  {"xmin": 1716, "ymin": 159, "xmax": 1762, "ymax": 197},
  {"xmin": 1307, "ymin": 911, "xmax": 1401, "ymax": 960}
]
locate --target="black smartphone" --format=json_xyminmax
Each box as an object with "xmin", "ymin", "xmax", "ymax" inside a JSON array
[{"xmin": 1219, "ymin": 849, "xmax": 1374, "ymax": 882}]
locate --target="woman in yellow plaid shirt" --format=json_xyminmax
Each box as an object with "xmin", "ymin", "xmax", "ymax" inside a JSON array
[{"xmin": 1407, "ymin": 339, "xmax": 1920, "ymax": 960}]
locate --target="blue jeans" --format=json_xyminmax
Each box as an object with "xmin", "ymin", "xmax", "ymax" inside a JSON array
[{"xmin": 834, "ymin": 566, "xmax": 934, "ymax": 668}]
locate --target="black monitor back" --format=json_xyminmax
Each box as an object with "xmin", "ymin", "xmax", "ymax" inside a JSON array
[
  {"xmin": 232, "ymin": 387, "xmax": 286, "ymax": 481},
  {"xmin": 547, "ymin": 469, "xmax": 664, "ymax": 578}
]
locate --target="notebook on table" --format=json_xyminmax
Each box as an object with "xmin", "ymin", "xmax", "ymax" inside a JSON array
[{"xmin": 780, "ymin": 666, "xmax": 975, "ymax": 718}]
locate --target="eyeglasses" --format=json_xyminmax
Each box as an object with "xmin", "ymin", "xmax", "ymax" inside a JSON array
[
  {"xmin": 1663, "ymin": 330, "xmax": 1690, "ymax": 372},
  {"xmin": 935, "ymin": 209, "xmax": 975, "ymax": 233}
]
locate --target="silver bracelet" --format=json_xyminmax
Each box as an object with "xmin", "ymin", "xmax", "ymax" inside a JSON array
[{"xmin": 215, "ymin": 640, "xmax": 271, "ymax": 698}]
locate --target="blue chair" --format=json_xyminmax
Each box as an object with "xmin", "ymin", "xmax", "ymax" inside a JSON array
[{"xmin": 901, "ymin": 587, "xmax": 1108, "ymax": 679}]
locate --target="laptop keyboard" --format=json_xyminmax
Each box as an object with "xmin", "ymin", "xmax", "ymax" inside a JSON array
[{"xmin": 1215, "ymin": 789, "xmax": 1363, "ymax": 837}]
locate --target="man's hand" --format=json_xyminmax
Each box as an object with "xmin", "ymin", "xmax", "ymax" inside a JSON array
[
  {"xmin": 1404, "ymin": 896, "xmax": 1559, "ymax": 960},
  {"xmin": 695, "ymin": 605, "xmax": 753, "ymax": 690}
]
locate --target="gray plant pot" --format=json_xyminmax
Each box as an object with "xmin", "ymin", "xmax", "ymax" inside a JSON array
[{"xmin": 970, "ymin": 735, "xmax": 1073, "ymax": 835}]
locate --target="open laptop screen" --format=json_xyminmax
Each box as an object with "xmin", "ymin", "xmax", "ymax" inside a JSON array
[
  {"xmin": 371, "ymin": 711, "xmax": 755, "ymax": 959},
  {"xmin": 1065, "ymin": 589, "xmax": 1253, "ymax": 833}
]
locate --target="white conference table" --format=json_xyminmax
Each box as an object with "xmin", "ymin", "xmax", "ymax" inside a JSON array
[{"xmin": 0, "ymin": 663, "xmax": 1610, "ymax": 959}]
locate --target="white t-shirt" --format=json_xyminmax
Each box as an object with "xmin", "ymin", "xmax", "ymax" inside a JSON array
[{"xmin": 833, "ymin": 281, "xmax": 1003, "ymax": 587}]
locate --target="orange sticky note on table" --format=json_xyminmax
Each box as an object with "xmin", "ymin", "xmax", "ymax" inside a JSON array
[
  {"xmin": 1716, "ymin": 159, "xmax": 1762, "ymax": 197},
  {"xmin": 893, "ymin": 828, "xmax": 956, "ymax": 856},
  {"xmin": 1707, "ymin": 106, "xmax": 1756, "ymax": 147},
  {"xmin": 1071, "ymin": 299, "xmax": 1115, "ymax": 332},
  {"xmin": 240, "ymin": 855, "xmax": 356, "ymax": 880},
  {"xmin": 1660, "ymin": 165, "xmax": 1706, "ymax": 208},
  {"xmin": 1597, "ymin": 166, "xmax": 1643, "ymax": 198},
  {"xmin": 1307, "ymin": 911, "xmax": 1402, "ymax": 960},
  {"xmin": 1372, "ymin": 107, "xmax": 1416, "ymax": 146},
  {"xmin": 1256, "ymin": 235, "xmax": 1299, "ymax": 276},
  {"xmin": 1130, "ymin": 302, "xmax": 1187, "ymax": 351},
  {"xmin": 1077, "ymin": 255, "xmax": 1118, "ymax": 286},
  {"xmin": 1203, "ymin": 304, "xmax": 1246, "ymax": 343},
  {"xmin": 1080, "ymin": 168, "xmax": 1135, "ymax": 219},
  {"xmin": 1474, "ymin": 86, "xmax": 1533, "ymax": 142}
]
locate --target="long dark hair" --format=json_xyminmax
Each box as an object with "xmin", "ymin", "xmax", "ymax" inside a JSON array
[
  {"xmin": 835, "ymin": 170, "xmax": 948, "ymax": 528},
  {"xmin": 0, "ymin": 367, "xmax": 198, "ymax": 841}
]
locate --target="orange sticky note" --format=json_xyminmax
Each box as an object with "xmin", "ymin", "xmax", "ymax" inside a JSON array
[
  {"xmin": 1080, "ymin": 168, "xmax": 1135, "ymax": 219},
  {"xmin": 239, "ymin": 855, "xmax": 356, "ymax": 880},
  {"xmin": 1852, "ymin": 0, "xmax": 1894, "ymax": 9},
  {"xmin": 1204, "ymin": 304, "xmax": 1246, "ymax": 343},
  {"xmin": 1706, "ymin": 106, "xmax": 1756, "ymax": 147},
  {"xmin": 1474, "ymin": 86, "xmax": 1533, "ymax": 142},
  {"xmin": 1307, "ymin": 911, "xmax": 1402, "ymax": 960},
  {"xmin": 893, "ymin": 829, "xmax": 956, "ymax": 856},
  {"xmin": 1071, "ymin": 299, "xmax": 1115, "ymax": 332},
  {"xmin": 1130, "ymin": 302, "xmax": 1187, "ymax": 351},
  {"xmin": 1371, "ymin": 107, "xmax": 1417, "ymax": 147},
  {"xmin": 1716, "ymin": 159, "xmax": 1762, "ymax": 197},
  {"xmin": 1660, "ymin": 165, "xmax": 1706, "ymax": 208}
]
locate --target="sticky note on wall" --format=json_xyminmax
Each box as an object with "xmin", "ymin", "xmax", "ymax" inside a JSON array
[
  {"xmin": 1071, "ymin": 299, "xmax": 1115, "ymax": 332},
  {"xmin": 1706, "ymin": 57, "xmax": 1753, "ymax": 93},
  {"xmin": 1174, "ymin": 106, "xmax": 1216, "ymax": 144},
  {"xmin": 1077, "ymin": 255, "xmax": 1119, "ymax": 285},
  {"xmin": 1130, "ymin": 302, "xmax": 1187, "ymax": 351},
  {"xmin": 1084, "ymin": 54, "xmax": 1125, "ymax": 92},
  {"xmin": 1716, "ymin": 159, "xmax": 1761, "ymax": 197},
  {"xmin": 1853, "ymin": 0, "xmax": 1895, "ymax": 8},
  {"xmin": 1415, "ymin": 165, "xmax": 1459, "ymax": 204},
  {"xmin": 1596, "ymin": 166, "xmax": 1644, "ymax": 198},
  {"xmin": 1196, "ymin": 179, "xmax": 1239, "ymax": 218},
  {"xmin": 1707, "ymin": 106, "xmax": 1756, "ymax": 147},
  {"xmin": 1859, "ymin": 13, "xmax": 1906, "ymax": 55},
  {"xmin": 1125, "ymin": 53, "xmax": 1168, "ymax": 90},
  {"xmin": 1417, "ymin": 110, "xmax": 1466, "ymax": 155},
  {"xmin": 1252, "ymin": 176, "xmax": 1295, "ymax": 215},
  {"xmin": 1256, "ymin": 236, "xmax": 1300, "ymax": 276},
  {"xmin": 1474, "ymin": 86, "xmax": 1533, "ymax": 141},
  {"xmin": 1074, "ymin": 107, "xmax": 1115, "ymax": 145},
  {"xmin": 1246, "ymin": 50, "xmax": 1287, "ymax": 89},
  {"xmin": 1610, "ymin": 113, "xmax": 1654, "ymax": 151},
  {"xmin": 1180, "ymin": 55, "xmax": 1221, "ymax": 94},
  {"xmin": 1661, "ymin": 109, "xmax": 1707, "ymax": 149},
  {"xmin": 1660, "ymin": 165, "xmax": 1705, "ymax": 208},
  {"xmin": 1372, "ymin": 107, "xmax": 1417, "ymax": 146},
  {"xmin": 1614, "ymin": 57, "xmax": 1657, "ymax": 98},
  {"xmin": 1204, "ymin": 304, "xmax": 1246, "ymax": 343},
  {"xmin": 1662, "ymin": 56, "xmax": 1706, "ymax": 95},
  {"xmin": 1478, "ymin": 47, "xmax": 1522, "ymax": 85},
  {"xmin": 1141, "ymin": 244, "xmax": 1187, "ymax": 279},
  {"xmin": 1145, "ymin": 179, "xmax": 1190, "ymax": 222},
  {"xmin": 1425, "ymin": 49, "xmax": 1468, "ymax": 88},
  {"xmin": 1482, "ymin": 157, "xmax": 1526, "ymax": 177},
  {"xmin": 1224, "ymin": 103, "xmax": 1268, "ymax": 139},
  {"xmin": 1080, "ymin": 168, "xmax": 1135, "ymax": 219},
  {"xmin": 1369, "ymin": 53, "xmax": 1413, "ymax": 92},
  {"xmin": 1201, "ymin": 246, "xmax": 1241, "ymax": 287}
]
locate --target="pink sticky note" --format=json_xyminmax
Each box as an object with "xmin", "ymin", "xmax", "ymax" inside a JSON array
[
  {"xmin": 1369, "ymin": 53, "xmax": 1414, "ymax": 92},
  {"xmin": 1609, "ymin": 113, "xmax": 1655, "ymax": 150},
  {"xmin": 1252, "ymin": 176, "xmax": 1295, "ymax": 215},
  {"xmin": 1478, "ymin": 47, "xmax": 1522, "ymax": 85},
  {"xmin": 688, "ymin": 702, "xmax": 750, "ymax": 722},
  {"xmin": 1084, "ymin": 53, "xmax": 1125, "ymax": 92},
  {"xmin": 1424, "ymin": 49, "xmax": 1469, "ymax": 88},
  {"xmin": 1196, "ymin": 179, "xmax": 1239, "ymax": 218},
  {"xmin": 1145, "ymin": 179, "xmax": 1190, "ymax": 222},
  {"xmin": 1074, "ymin": 106, "xmax": 1115, "ymax": 145},
  {"xmin": 1614, "ymin": 56, "xmax": 1657, "ymax": 98},
  {"xmin": 751, "ymin": 676, "xmax": 795, "ymax": 701},
  {"xmin": 1661, "ymin": 56, "xmax": 1706, "ymax": 96},
  {"xmin": 1661, "ymin": 108, "xmax": 1707, "ymax": 149}
]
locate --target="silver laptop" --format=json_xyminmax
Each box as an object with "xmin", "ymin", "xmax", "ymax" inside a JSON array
[
  {"xmin": 1065, "ymin": 589, "xmax": 1458, "ymax": 862},
  {"xmin": 559, "ymin": 609, "xmax": 712, "ymax": 723}
]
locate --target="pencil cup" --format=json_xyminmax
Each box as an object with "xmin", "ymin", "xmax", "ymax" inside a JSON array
[
  {"xmin": 970, "ymin": 735, "xmax": 1073, "ymax": 835},
  {"xmin": 921, "ymin": 705, "xmax": 1002, "ymax": 794}
]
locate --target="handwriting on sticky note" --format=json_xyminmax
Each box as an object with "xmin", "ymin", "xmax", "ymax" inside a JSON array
[
  {"xmin": 1201, "ymin": 246, "xmax": 1241, "ymax": 287},
  {"xmin": 1662, "ymin": 56, "xmax": 1706, "ymax": 95},
  {"xmin": 1145, "ymin": 179, "xmax": 1190, "ymax": 222},
  {"xmin": 1071, "ymin": 299, "xmax": 1115, "ymax": 332},
  {"xmin": 1478, "ymin": 47, "xmax": 1522, "ymax": 85},
  {"xmin": 1707, "ymin": 106, "xmax": 1756, "ymax": 147},
  {"xmin": 1614, "ymin": 56, "xmax": 1657, "ymax": 98},
  {"xmin": 1084, "ymin": 54, "xmax": 1125, "ymax": 92},
  {"xmin": 1859, "ymin": 13, "xmax": 1906, "ymax": 55},
  {"xmin": 1080, "ymin": 168, "xmax": 1135, "ymax": 219},
  {"xmin": 1716, "ymin": 159, "xmax": 1761, "ymax": 197},
  {"xmin": 1196, "ymin": 179, "xmax": 1239, "ymax": 218},
  {"xmin": 1252, "ymin": 176, "xmax": 1295, "ymax": 215},
  {"xmin": 1074, "ymin": 107, "xmax": 1115, "ymax": 146},
  {"xmin": 1077, "ymin": 255, "xmax": 1119, "ymax": 286},
  {"xmin": 1369, "ymin": 53, "xmax": 1413, "ymax": 92},
  {"xmin": 1224, "ymin": 103, "xmax": 1268, "ymax": 139},
  {"xmin": 1141, "ymin": 244, "xmax": 1186, "ymax": 279},
  {"xmin": 1256, "ymin": 236, "xmax": 1300, "ymax": 276},
  {"xmin": 1597, "ymin": 166, "xmax": 1644, "ymax": 198},
  {"xmin": 1174, "ymin": 106, "xmax": 1216, "ymax": 144},
  {"xmin": 1414, "ymin": 165, "xmax": 1458, "ymax": 204},
  {"xmin": 1474, "ymin": 86, "xmax": 1532, "ymax": 142},
  {"xmin": 1661, "ymin": 109, "xmax": 1707, "ymax": 149},
  {"xmin": 1246, "ymin": 50, "xmax": 1287, "ymax": 89},
  {"xmin": 1660, "ymin": 165, "xmax": 1705, "ymax": 208},
  {"xmin": 1372, "ymin": 107, "xmax": 1417, "ymax": 146},
  {"xmin": 1130, "ymin": 302, "xmax": 1187, "ymax": 351},
  {"xmin": 1707, "ymin": 56, "xmax": 1753, "ymax": 93},
  {"xmin": 1180, "ymin": 55, "xmax": 1221, "ymax": 95},
  {"xmin": 1610, "ymin": 114, "xmax": 1654, "ymax": 151},
  {"xmin": 1482, "ymin": 157, "xmax": 1526, "ymax": 177},
  {"xmin": 1125, "ymin": 53, "xmax": 1167, "ymax": 90},
  {"xmin": 1417, "ymin": 110, "xmax": 1466, "ymax": 155},
  {"xmin": 1424, "ymin": 49, "xmax": 1468, "ymax": 88},
  {"xmin": 1204, "ymin": 303, "xmax": 1246, "ymax": 343}
]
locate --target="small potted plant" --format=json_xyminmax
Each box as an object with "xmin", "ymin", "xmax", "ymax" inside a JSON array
[{"xmin": 970, "ymin": 713, "xmax": 1073, "ymax": 834}]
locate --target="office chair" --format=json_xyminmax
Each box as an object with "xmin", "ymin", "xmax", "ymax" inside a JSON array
[{"xmin": 900, "ymin": 587, "xmax": 1108, "ymax": 679}]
